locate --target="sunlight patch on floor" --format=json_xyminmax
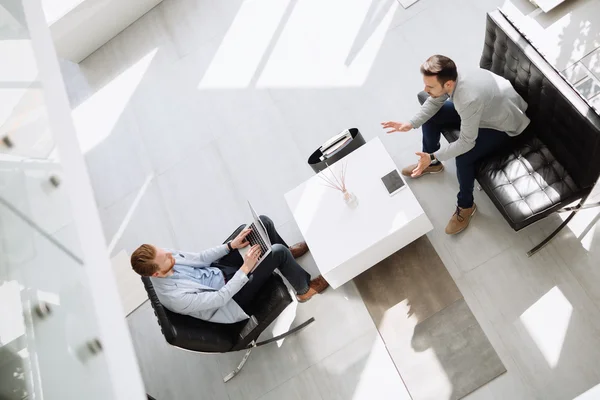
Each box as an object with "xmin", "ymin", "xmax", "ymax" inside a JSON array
[
  {"xmin": 520, "ymin": 286, "xmax": 573, "ymax": 368},
  {"xmin": 198, "ymin": 0, "xmax": 291, "ymax": 89},
  {"xmin": 352, "ymin": 335, "xmax": 412, "ymax": 400},
  {"xmin": 71, "ymin": 48, "xmax": 157, "ymax": 154},
  {"xmin": 558, "ymin": 195, "xmax": 600, "ymax": 251},
  {"xmin": 574, "ymin": 383, "xmax": 600, "ymax": 399},
  {"xmin": 257, "ymin": 0, "xmax": 397, "ymax": 88},
  {"xmin": 197, "ymin": 0, "xmax": 397, "ymax": 89}
]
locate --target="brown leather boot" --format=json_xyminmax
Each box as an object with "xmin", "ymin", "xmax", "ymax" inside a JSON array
[
  {"xmin": 445, "ymin": 204, "xmax": 477, "ymax": 235},
  {"xmin": 309, "ymin": 276, "xmax": 329, "ymax": 293},
  {"xmin": 296, "ymin": 287, "xmax": 318, "ymax": 303},
  {"xmin": 296, "ymin": 276, "xmax": 329, "ymax": 303},
  {"xmin": 401, "ymin": 162, "xmax": 444, "ymax": 178},
  {"xmin": 289, "ymin": 241, "xmax": 309, "ymax": 258}
]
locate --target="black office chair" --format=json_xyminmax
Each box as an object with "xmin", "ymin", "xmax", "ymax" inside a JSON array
[{"xmin": 141, "ymin": 225, "xmax": 315, "ymax": 382}]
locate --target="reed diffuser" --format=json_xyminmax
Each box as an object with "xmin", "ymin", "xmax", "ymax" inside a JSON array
[{"xmin": 318, "ymin": 161, "xmax": 358, "ymax": 208}]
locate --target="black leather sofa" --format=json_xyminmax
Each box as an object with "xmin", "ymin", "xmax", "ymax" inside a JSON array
[{"xmin": 432, "ymin": 9, "xmax": 600, "ymax": 255}]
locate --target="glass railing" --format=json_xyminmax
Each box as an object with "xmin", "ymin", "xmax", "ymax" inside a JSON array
[
  {"xmin": 0, "ymin": 197, "xmax": 114, "ymax": 400},
  {"xmin": 0, "ymin": 1, "xmax": 118, "ymax": 398}
]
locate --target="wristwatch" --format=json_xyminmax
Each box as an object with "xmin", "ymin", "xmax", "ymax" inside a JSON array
[
  {"xmin": 227, "ymin": 241, "xmax": 233, "ymax": 251},
  {"xmin": 429, "ymin": 153, "xmax": 436, "ymax": 162}
]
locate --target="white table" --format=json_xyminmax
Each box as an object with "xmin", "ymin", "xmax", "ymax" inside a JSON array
[{"xmin": 285, "ymin": 138, "xmax": 433, "ymax": 289}]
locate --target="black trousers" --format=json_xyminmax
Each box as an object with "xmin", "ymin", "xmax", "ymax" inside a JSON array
[
  {"xmin": 421, "ymin": 101, "xmax": 512, "ymax": 208},
  {"xmin": 213, "ymin": 215, "xmax": 311, "ymax": 314}
]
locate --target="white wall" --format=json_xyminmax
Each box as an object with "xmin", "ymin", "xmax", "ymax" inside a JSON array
[{"xmin": 47, "ymin": 0, "xmax": 162, "ymax": 63}]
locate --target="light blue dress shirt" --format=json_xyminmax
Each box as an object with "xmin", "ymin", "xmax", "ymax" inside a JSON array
[
  {"xmin": 168, "ymin": 251, "xmax": 225, "ymax": 290},
  {"xmin": 151, "ymin": 245, "xmax": 250, "ymax": 323}
]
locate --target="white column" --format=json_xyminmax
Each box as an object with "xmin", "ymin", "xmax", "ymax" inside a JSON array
[{"xmin": 22, "ymin": 0, "xmax": 147, "ymax": 398}]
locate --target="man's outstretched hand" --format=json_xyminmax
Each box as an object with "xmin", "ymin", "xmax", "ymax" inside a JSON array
[
  {"xmin": 231, "ymin": 228, "xmax": 252, "ymax": 249},
  {"xmin": 411, "ymin": 152, "xmax": 432, "ymax": 177},
  {"xmin": 381, "ymin": 121, "xmax": 413, "ymax": 134}
]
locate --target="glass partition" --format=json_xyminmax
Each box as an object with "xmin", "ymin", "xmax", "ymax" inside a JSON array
[{"xmin": 1, "ymin": 1, "xmax": 117, "ymax": 398}]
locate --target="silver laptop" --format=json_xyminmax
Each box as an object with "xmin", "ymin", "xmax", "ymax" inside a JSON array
[{"xmin": 238, "ymin": 201, "xmax": 272, "ymax": 272}]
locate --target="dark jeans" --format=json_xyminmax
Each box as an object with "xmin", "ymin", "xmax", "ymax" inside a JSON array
[
  {"xmin": 213, "ymin": 215, "xmax": 311, "ymax": 314},
  {"xmin": 422, "ymin": 101, "xmax": 511, "ymax": 208}
]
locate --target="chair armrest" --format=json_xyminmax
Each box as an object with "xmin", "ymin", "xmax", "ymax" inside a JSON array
[
  {"xmin": 223, "ymin": 225, "xmax": 246, "ymax": 244},
  {"xmin": 232, "ymin": 274, "xmax": 293, "ymax": 350},
  {"xmin": 239, "ymin": 316, "xmax": 259, "ymax": 339}
]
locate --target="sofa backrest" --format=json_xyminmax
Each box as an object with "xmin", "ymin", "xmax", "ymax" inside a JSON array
[{"xmin": 480, "ymin": 10, "xmax": 600, "ymax": 190}]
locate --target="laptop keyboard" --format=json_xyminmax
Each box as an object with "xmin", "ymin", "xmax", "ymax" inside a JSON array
[{"xmin": 247, "ymin": 223, "xmax": 269, "ymax": 259}]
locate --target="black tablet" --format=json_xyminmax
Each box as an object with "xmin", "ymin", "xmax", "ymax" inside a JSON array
[{"xmin": 381, "ymin": 170, "xmax": 406, "ymax": 195}]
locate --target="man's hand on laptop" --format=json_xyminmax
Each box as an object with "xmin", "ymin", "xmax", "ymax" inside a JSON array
[
  {"xmin": 231, "ymin": 228, "xmax": 252, "ymax": 249},
  {"xmin": 241, "ymin": 244, "xmax": 262, "ymax": 274}
]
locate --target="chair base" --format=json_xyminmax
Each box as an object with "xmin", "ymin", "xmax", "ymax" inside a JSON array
[
  {"xmin": 223, "ymin": 317, "xmax": 315, "ymax": 383},
  {"xmin": 224, "ymin": 343, "xmax": 255, "ymax": 383},
  {"xmin": 527, "ymin": 199, "xmax": 600, "ymax": 257}
]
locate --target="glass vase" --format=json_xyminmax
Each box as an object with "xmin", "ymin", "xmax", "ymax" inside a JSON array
[{"xmin": 342, "ymin": 189, "xmax": 358, "ymax": 209}]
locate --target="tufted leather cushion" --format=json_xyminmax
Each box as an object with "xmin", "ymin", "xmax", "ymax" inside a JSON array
[
  {"xmin": 141, "ymin": 225, "xmax": 293, "ymax": 353},
  {"xmin": 438, "ymin": 125, "xmax": 586, "ymax": 229},
  {"xmin": 436, "ymin": 125, "xmax": 586, "ymax": 229},
  {"xmin": 477, "ymin": 136, "xmax": 583, "ymax": 230}
]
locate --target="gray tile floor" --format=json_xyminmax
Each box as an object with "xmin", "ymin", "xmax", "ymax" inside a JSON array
[
  {"xmin": 354, "ymin": 237, "xmax": 506, "ymax": 400},
  {"xmin": 403, "ymin": 299, "xmax": 506, "ymax": 400},
  {"xmin": 60, "ymin": 0, "xmax": 600, "ymax": 399}
]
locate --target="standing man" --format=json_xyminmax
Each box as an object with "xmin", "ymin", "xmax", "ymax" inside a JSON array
[{"xmin": 382, "ymin": 55, "xmax": 530, "ymax": 234}]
